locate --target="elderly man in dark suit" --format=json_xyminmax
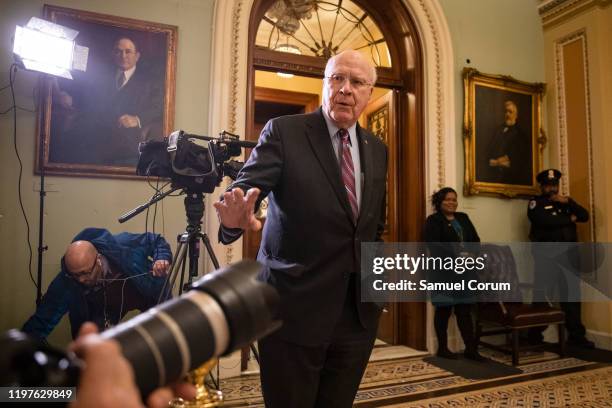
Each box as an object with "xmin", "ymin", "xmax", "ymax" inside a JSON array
[
  {"xmin": 214, "ymin": 50, "xmax": 388, "ymax": 407},
  {"xmin": 94, "ymin": 36, "xmax": 164, "ymax": 166},
  {"xmin": 479, "ymin": 100, "xmax": 531, "ymax": 185},
  {"xmin": 53, "ymin": 36, "xmax": 163, "ymax": 166}
]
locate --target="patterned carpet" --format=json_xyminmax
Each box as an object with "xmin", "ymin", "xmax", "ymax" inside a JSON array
[
  {"xmin": 218, "ymin": 347, "xmax": 611, "ymax": 407},
  {"xmin": 383, "ymin": 366, "xmax": 612, "ymax": 407}
]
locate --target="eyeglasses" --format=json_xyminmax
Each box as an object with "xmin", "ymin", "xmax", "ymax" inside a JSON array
[
  {"xmin": 68, "ymin": 254, "xmax": 99, "ymax": 280},
  {"xmin": 113, "ymin": 48, "xmax": 137, "ymax": 56},
  {"xmin": 325, "ymin": 73, "xmax": 372, "ymax": 90}
]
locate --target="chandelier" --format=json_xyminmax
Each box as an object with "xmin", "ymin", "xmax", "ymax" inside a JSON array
[
  {"xmin": 274, "ymin": 43, "xmax": 302, "ymax": 77},
  {"xmin": 256, "ymin": 0, "xmax": 391, "ymax": 67}
]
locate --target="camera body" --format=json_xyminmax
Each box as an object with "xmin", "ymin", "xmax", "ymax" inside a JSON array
[{"xmin": 137, "ymin": 130, "xmax": 250, "ymax": 194}]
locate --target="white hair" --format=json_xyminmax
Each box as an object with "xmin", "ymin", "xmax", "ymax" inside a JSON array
[{"xmin": 325, "ymin": 50, "xmax": 377, "ymax": 85}]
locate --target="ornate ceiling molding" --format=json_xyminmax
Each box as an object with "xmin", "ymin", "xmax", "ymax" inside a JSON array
[{"xmin": 539, "ymin": 0, "xmax": 611, "ymax": 28}]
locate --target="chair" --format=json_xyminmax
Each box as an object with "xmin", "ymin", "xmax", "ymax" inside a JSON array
[{"xmin": 475, "ymin": 244, "xmax": 565, "ymax": 365}]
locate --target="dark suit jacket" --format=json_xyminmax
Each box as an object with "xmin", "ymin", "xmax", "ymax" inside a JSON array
[
  {"xmin": 101, "ymin": 67, "xmax": 163, "ymax": 130},
  {"xmin": 423, "ymin": 212, "xmax": 481, "ymax": 306},
  {"xmin": 479, "ymin": 124, "xmax": 531, "ymax": 185},
  {"xmin": 424, "ymin": 212, "xmax": 480, "ymax": 244},
  {"xmin": 220, "ymin": 108, "xmax": 388, "ymax": 346},
  {"xmin": 96, "ymin": 67, "xmax": 164, "ymax": 165}
]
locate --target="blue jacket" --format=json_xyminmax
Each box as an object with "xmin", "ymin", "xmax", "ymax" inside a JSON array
[{"xmin": 22, "ymin": 228, "xmax": 172, "ymax": 339}]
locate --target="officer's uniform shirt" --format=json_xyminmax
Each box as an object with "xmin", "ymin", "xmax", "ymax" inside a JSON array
[{"xmin": 527, "ymin": 194, "xmax": 589, "ymax": 242}]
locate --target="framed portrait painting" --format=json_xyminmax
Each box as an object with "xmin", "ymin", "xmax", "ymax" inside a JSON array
[
  {"xmin": 462, "ymin": 67, "xmax": 546, "ymax": 198},
  {"xmin": 36, "ymin": 5, "xmax": 177, "ymax": 178}
]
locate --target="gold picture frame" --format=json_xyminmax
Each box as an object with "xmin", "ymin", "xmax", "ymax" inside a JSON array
[
  {"xmin": 36, "ymin": 5, "xmax": 177, "ymax": 178},
  {"xmin": 463, "ymin": 67, "xmax": 546, "ymax": 198}
]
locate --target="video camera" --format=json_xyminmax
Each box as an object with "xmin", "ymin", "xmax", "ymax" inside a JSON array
[{"xmin": 137, "ymin": 130, "xmax": 257, "ymax": 194}]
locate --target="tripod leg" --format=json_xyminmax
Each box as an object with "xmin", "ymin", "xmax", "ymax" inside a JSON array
[
  {"xmin": 164, "ymin": 234, "xmax": 190, "ymax": 299},
  {"xmin": 250, "ymin": 344, "xmax": 260, "ymax": 364},
  {"xmin": 201, "ymin": 233, "xmax": 220, "ymax": 270},
  {"xmin": 178, "ymin": 252, "xmax": 189, "ymax": 296},
  {"xmin": 158, "ymin": 238, "xmax": 187, "ymax": 303},
  {"xmin": 207, "ymin": 371, "xmax": 219, "ymax": 390},
  {"xmin": 186, "ymin": 236, "xmax": 201, "ymax": 290}
]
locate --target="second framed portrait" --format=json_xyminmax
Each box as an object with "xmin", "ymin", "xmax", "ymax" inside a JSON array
[
  {"xmin": 462, "ymin": 68, "xmax": 546, "ymax": 198},
  {"xmin": 37, "ymin": 5, "xmax": 177, "ymax": 178}
]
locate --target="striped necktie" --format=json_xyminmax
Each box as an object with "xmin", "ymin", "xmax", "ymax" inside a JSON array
[
  {"xmin": 117, "ymin": 72, "xmax": 126, "ymax": 89},
  {"xmin": 338, "ymin": 128, "xmax": 358, "ymax": 222}
]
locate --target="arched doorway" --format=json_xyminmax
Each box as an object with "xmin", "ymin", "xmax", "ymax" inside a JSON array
[{"xmin": 243, "ymin": 0, "xmax": 427, "ymax": 350}]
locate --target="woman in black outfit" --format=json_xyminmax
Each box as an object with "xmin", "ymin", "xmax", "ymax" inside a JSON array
[{"xmin": 424, "ymin": 187, "xmax": 484, "ymax": 361}]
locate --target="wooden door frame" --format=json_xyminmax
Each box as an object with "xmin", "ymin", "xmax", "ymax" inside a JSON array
[
  {"xmin": 360, "ymin": 90, "xmax": 400, "ymax": 344},
  {"xmin": 243, "ymin": 87, "xmax": 319, "ymax": 259},
  {"xmin": 246, "ymin": 0, "xmax": 427, "ymax": 350},
  {"xmin": 254, "ymin": 87, "xmax": 319, "ymax": 115}
]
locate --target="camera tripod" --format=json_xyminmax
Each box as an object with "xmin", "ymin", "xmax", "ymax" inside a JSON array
[
  {"xmin": 160, "ymin": 191, "xmax": 219, "ymax": 298},
  {"xmin": 157, "ymin": 191, "xmax": 261, "ymax": 386}
]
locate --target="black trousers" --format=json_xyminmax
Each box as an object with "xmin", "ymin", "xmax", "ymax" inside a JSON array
[
  {"xmin": 257, "ymin": 276, "xmax": 377, "ymax": 408},
  {"xmin": 529, "ymin": 255, "xmax": 586, "ymax": 341},
  {"xmin": 528, "ymin": 301, "xmax": 586, "ymax": 341},
  {"xmin": 434, "ymin": 304, "xmax": 476, "ymax": 352}
]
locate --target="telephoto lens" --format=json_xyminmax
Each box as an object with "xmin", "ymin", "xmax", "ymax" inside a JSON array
[
  {"xmin": 102, "ymin": 259, "xmax": 280, "ymax": 396},
  {"xmin": 0, "ymin": 260, "xmax": 280, "ymax": 398}
]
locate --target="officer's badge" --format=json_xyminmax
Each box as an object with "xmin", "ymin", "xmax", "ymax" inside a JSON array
[{"xmin": 529, "ymin": 200, "xmax": 536, "ymax": 210}]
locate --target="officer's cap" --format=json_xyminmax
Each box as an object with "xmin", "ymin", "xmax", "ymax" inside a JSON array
[{"xmin": 536, "ymin": 168, "xmax": 562, "ymax": 185}]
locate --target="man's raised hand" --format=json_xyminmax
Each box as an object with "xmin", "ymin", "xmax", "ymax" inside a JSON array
[{"xmin": 213, "ymin": 187, "xmax": 262, "ymax": 231}]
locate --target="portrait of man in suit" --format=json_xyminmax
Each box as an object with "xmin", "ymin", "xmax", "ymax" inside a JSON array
[
  {"xmin": 474, "ymin": 88, "xmax": 534, "ymax": 186},
  {"xmin": 50, "ymin": 36, "xmax": 164, "ymax": 167},
  {"xmin": 480, "ymin": 100, "xmax": 530, "ymax": 184},
  {"xmin": 214, "ymin": 50, "xmax": 388, "ymax": 407},
  {"xmin": 94, "ymin": 36, "xmax": 165, "ymax": 166},
  {"xmin": 41, "ymin": 9, "xmax": 176, "ymax": 176}
]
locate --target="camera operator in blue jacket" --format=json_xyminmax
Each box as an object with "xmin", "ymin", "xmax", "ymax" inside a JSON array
[{"xmin": 22, "ymin": 228, "xmax": 172, "ymax": 341}]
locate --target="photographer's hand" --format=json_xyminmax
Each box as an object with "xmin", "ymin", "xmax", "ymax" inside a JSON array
[
  {"xmin": 213, "ymin": 187, "xmax": 262, "ymax": 231},
  {"xmin": 70, "ymin": 323, "xmax": 196, "ymax": 408},
  {"xmin": 70, "ymin": 323, "xmax": 143, "ymax": 408}
]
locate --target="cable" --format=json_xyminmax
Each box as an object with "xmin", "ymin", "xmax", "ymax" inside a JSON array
[
  {"xmin": 152, "ymin": 182, "xmax": 159, "ymax": 235},
  {"xmin": 0, "ymin": 67, "xmax": 38, "ymax": 115},
  {"xmin": 145, "ymin": 198, "xmax": 151, "ymax": 235},
  {"xmin": 144, "ymin": 174, "xmax": 170, "ymax": 235},
  {"xmin": 143, "ymin": 178, "xmax": 169, "ymax": 235},
  {"xmin": 1, "ymin": 105, "xmax": 37, "ymax": 114},
  {"xmin": 161, "ymin": 191, "xmax": 166, "ymax": 236},
  {"xmin": 9, "ymin": 64, "xmax": 36, "ymax": 289},
  {"xmin": 16, "ymin": 106, "xmax": 36, "ymax": 113},
  {"xmin": 98, "ymin": 272, "xmax": 151, "ymax": 282},
  {"xmin": 118, "ymin": 279, "xmax": 128, "ymax": 324},
  {"xmin": 100, "ymin": 272, "xmax": 150, "ymax": 327}
]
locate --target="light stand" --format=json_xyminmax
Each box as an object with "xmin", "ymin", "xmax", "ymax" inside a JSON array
[
  {"xmin": 36, "ymin": 106, "xmax": 47, "ymax": 305},
  {"xmin": 12, "ymin": 16, "xmax": 89, "ymax": 304}
]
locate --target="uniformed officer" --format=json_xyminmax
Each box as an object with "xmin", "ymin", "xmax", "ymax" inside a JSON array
[{"xmin": 527, "ymin": 168, "xmax": 594, "ymax": 348}]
